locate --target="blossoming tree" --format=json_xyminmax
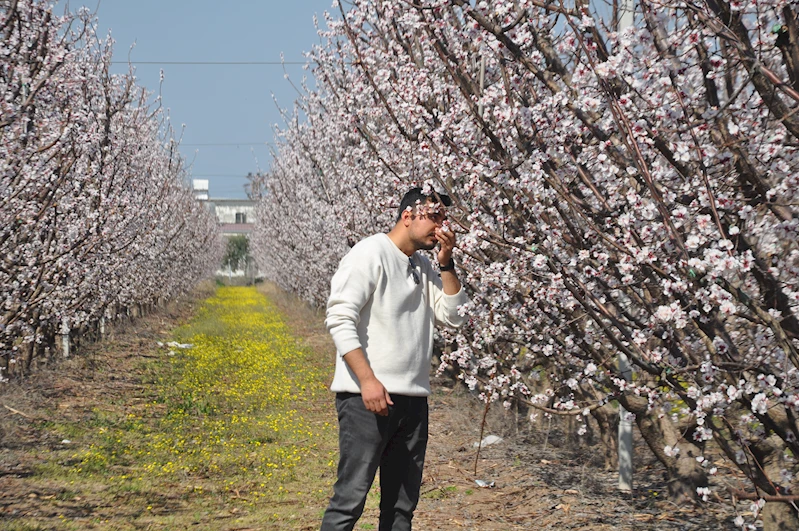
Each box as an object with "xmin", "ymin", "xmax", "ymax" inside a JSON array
[
  {"xmin": 1, "ymin": 0, "xmax": 222, "ymax": 377},
  {"xmin": 252, "ymin": 0, "xmax": 799, "ymax": 527}
]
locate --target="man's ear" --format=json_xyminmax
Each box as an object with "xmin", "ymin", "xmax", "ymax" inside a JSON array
[{"xmin": 401, "ymin": 207, "xmax": 413, "ymax": 226}]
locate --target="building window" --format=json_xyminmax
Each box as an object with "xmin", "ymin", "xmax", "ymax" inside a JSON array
[{"xmin": 235, "ymin": 212, "xmax": 247, "ymax": 224}]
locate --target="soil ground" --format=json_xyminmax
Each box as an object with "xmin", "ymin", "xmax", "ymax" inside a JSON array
[{"xmin": 1, "ymin": 283, "xmax": 744, "ymax": 530}]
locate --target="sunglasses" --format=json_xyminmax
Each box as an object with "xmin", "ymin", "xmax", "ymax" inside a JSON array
[{"xmin": 408, "ymin": 257, "xmax": 420, "ymax": 285}]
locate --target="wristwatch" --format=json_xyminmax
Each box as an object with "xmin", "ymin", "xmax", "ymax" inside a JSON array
[{"xmin": 440, "ymin": 258, "xmax": 455, "ymax": 272}]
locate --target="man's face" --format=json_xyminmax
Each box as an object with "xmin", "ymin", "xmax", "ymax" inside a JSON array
[{"xmin": 408, "ymin": 201, "xmax": 446, "ymax": 251}]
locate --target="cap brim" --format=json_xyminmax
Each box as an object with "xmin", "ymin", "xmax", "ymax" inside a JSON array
[{"xmin": 435, "ymin": 193, "xmax": 452, "ymax": 207}]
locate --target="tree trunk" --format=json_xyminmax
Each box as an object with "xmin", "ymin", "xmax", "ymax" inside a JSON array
[
  {"xmin": 623, "ymin": 394, "xmax": 708, "ymax": 503},
  {"xmin": 762, "ymin": 503, "xmax": 799, "ymax": 531},
  {"xmin": 22, "ymin": 340, "xmax": 35, "ymax": 373},
  {"xmin": 590, "ymin": 403, "xmax": 619, "ymax": 470},
  {"xmin": 666, "ymin": 439, "xmax": 708, "ymax": 503},
  {"xmin": 752, "ymin": 435, "xmax": 799, "ymax": 531},
  {"xmin": 0, "ymin": 348, "xmax": 9, "ymax": 380},
  {"xmin": 44, "ymin": 330, "xmax": 56, "ymax": 361}
]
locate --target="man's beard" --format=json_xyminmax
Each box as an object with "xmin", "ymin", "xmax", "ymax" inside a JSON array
[{"xmin": 418, "ymin": 240, "xmax": 437, "ymax": 251}]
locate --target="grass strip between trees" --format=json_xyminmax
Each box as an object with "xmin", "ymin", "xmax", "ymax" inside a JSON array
[{"xmin": 2, "ymin": 285, "xmax": 339, "ymax": 530}]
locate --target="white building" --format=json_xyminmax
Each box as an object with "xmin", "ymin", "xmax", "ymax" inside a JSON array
[
  {"xmin": 192, "ymin": 179, "xmax": 209, "ymax": 201},
  {"xmin": 191, "ymin": 181, "xmax": 258, "ymax": 279},
  {"xmin": 205, "ymin": 199, "xmax": 256, "ymax": 236}
]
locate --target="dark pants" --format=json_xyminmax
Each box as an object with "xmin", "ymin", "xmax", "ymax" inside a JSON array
[{"xmin": 320, "ymin": 392, "xmax": 429, "ymax": 531}]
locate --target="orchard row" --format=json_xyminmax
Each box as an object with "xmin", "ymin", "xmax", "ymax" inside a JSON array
[
  {"xmin": 250, "ymin": 0, "xmax": 799, "ymax": 526},
  {"xmin": 0, "ymin": 2, "xmax": 222, "ymax": 377}
]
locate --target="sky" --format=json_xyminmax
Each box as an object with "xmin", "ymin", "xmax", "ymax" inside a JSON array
[{"xmin": 77, "ymin": 0, "xmax": 336, "ymax": 199}]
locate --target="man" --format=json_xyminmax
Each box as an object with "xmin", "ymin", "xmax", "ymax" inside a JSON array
[{"xmin": 320, "ymin": 187, "xmax": 470, "ymax": 531}]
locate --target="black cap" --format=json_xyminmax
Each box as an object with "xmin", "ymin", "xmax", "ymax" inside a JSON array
[{"xmin": 397, "ymin": 187, "xmax": 452, "ymax": 221}]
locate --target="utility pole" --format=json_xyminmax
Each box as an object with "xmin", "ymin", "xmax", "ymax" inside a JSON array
[
  {"xmin": 477, "ymin": 54, "xmax": 486, "ymax": 118},
  {"xmin": 617, "ymin": 0, "xmax": 635, "ymax": 494},
  {"xmin": 618, "ymin": 353, "xmax": 633, "ymax": 492},
  {"xmin": 60, "ymin": 318, "xmax": 70, "ymax": 359}
]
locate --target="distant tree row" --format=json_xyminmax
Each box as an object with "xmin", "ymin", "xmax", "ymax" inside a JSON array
[
  {"xmin": 0, "ymin": 0, "xmax": 223, "ymax": 377},
  {"xmin": 251, "ymin": 0, "xmax": 799, "ymax": 528}
]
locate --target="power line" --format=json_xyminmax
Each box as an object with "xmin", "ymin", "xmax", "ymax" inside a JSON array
[
  {"xmin": 182, "ymin": 142, "xmax": 271, "ymax": 146},
  {"xmin": 110, "ymin": 60, "xmax": 307, "ymax": 65},
  {"xmin": 189, "ymin": 174, "xmax": 252, "ymax": 178}
]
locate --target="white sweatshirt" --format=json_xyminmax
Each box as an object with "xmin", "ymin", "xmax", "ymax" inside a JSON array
[{"xmin": 325, "ymin": 233, "xmax": 469, "ymax": 396}]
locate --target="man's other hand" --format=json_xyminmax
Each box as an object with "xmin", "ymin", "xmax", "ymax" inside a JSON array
[{"xmin": 360, "ymin": 376, "xmax": 393, "ymax": 416}]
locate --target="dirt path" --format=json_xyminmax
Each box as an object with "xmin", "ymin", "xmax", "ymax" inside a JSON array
[{"xmin": 1, "ymin": 284, "xmax": 739, "ymax": 530}]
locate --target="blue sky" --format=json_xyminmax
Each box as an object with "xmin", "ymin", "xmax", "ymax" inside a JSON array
[{"xmin": 82, "ymin": 0, "xmax": 336, "ymax": 199}]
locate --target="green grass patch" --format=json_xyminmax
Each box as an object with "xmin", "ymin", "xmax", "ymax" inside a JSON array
[
  {"xmin": 422, "ymin": 485, "xmax": 459, "ymax": 500},
  {"xmin": 4, "ymin": 285, "xmax": 338, "ymax": 530}
]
